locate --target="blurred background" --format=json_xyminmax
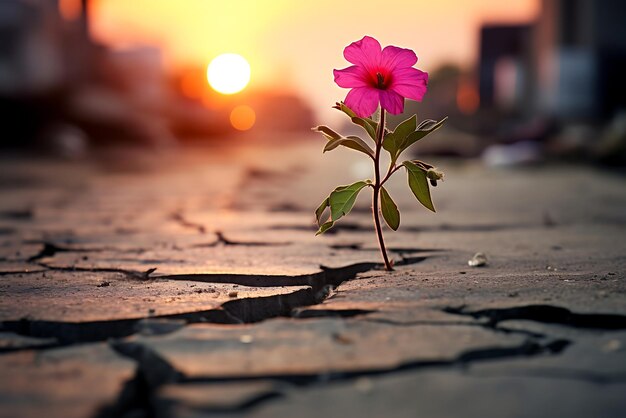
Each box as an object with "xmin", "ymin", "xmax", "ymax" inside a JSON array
[{"xmin": 1, "ymin": 0, "xmax": 626, "ymax": 166}]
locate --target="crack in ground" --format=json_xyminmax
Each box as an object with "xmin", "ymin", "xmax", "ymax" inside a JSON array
[
  {"xmin": 18, "ymin": 233, "xmax": 288, "ymax": 266},
  {"xmin": 190, "ymin": 231, "xmax": 290, "ymax": 248},
  {"xmin": 1, "ymin": 257, "xmax": 429, "ymax": 344},
  {"xmin": 35, "ymin": 261, "xmax": 157, "ymax": 280},
  {"xmin": 96, "ymin": 341, "xmax": 182, "ymax": 418},
  {"xmin": 2, "ymin": 256, "xmax": 432, "ymax": 416},
  {"xmin": 0, "ymin": 337, "xmax": 61, "ymax": 353},
  {"xmin": 155, "ymin": 257, "xmax": 427, "ymax": 292},
  {"xmin": 470, "ymin": 367, "xmax": 626, "ymax": 385},
  {"xmin": 292, "ymin": 308, "xmax": 374, "ymax": 319},
  {"xmin": 444, "ymin": 305, "xmax": 626, "ymax": 330},
  {"xmin": 26, "ymin": 241, "xmax": 147, "ymax": 262},
  {"xmin": 6, "ymin": 258, "xmax": 606, "ymax": 417},
  {"xmin": 104, "ymin": 336, "xmax": 570, "ymax": 417},
  {"xmin": 169, "ymin": 212, "xmax": 206, "ymax": 234},
  {"xmin": 360, "ymin": 317, "xmax": 548, "ymax": 340},
  {"xmin": 0, "ymin": 288, "xmax": 318, "ymax": 344},
  {"xmin": 28, "ymin": 242, "xmax": 93, "ymax": 262},
  {"xmin": 155, "ymin": 262, "xmax": 378, "ymax": 291}
]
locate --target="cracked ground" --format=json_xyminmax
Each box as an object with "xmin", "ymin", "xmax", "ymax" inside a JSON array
[{"xmin": 1, "ymin": 139, "xmax": 625, "ymax": 418}]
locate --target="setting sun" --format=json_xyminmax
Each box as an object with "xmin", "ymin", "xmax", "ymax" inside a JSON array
[{"xmin": 207, "ymin": 53, "xmax": 251, "ymax": 95}]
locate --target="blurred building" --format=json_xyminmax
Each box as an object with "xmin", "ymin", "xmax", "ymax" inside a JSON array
[
  {"xmin": 0, "ymin": 0, "xmax": 91, "ymax": 148},
  {"xmin": 479, "ymin": 0, "xmax": 626, "ymax": 122},
  {"xmin": 0, "ymin": 0, "xmax": 179, "ymax": 151},
  {"xmin": 0, "ymin": 0, "xmax": 313, "ymax": 153},
  {"xmin": 0, "ymin": 0, "xmax": 90, "ymax": 96},
  {"xmin": 479, "ymin": 25, "xmax": 532, "ymax": 112}
]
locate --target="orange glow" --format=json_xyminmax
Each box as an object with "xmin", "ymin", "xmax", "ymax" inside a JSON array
[
  {"xmin": 59, "ymin": 0, "xmax": 82, "ymax": 21},
  {"xmin": 457, "ymin": 79, "xmax": 480, "ymax": 115},
  {"xmin": 180, "ymin": 71, "xmax": 206, "ymax": 99},
  {"xmin": 230, "ymin": 105, "xmax": 256, "ymax": 131},
  {"xmin": 201, "ymin": 94, "xmax": 218, "ymax": 110},
  {"xmin": 89, "ymin": 0, "xmax": 538, "ymax": 120}
]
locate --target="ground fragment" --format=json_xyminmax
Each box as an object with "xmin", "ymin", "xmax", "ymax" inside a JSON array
[{"xmin": 1, "ymin": 143, "xmax": 625, "ymax": 417}]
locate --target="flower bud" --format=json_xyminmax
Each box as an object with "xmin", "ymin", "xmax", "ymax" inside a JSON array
[{"xmin": 426, "ymin": 168, "xmax": 444, "ymax": 181}]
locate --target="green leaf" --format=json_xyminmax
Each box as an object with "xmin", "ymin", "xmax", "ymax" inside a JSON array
[
  {"xmin": 399, "ymin": 117, "xmax": 447, "ymax": 155},
  {"xmin": 333, "ymin": 101, "xmax": 357, "ymax": 118},
  {"xmin": 316, "ymin": 221, "xmax": 335, "ymax": 236},
  {"xmin": 402, "ymin": 161, "xmax": 435, "ymax": 212},
  {"xmin": 314, "ymin": 181, "xmax": 370, "ymax": 236},
  {"xmin": 410, "ymin": 160, "xmax": 434, "ymax": 170},
  {"xmin": 381, "ymin": 117, "xmax": 447, "ymax": 164},
  {"xmin": 314, "ymin": 197, "xmax": 329, "ymax": 226},
  {"xmin": 351, "ymin": 117, "xmax": 377, "ymax": 141},
  {"xmin": 380, "ymin": 187, "xmax": 400, "ymax": 231},
  {"xmin": 329, "ymin": 181, "xmax": 369, "ymax": 222},
  {"xmin": 323, "ymin": 135, "xmax": 374, "ymax": 158},
  {"xmin": 311, "ymin": 125, "xmax": 342, "ymax": 140},
  {"xmin": 383, "ymin": 114, "xmax": 417, "ymax": 163},
  {"xmin": 417, "ymin": 119, "xmax": 438, "ymax": 129},
  {"xmin": 333, "ymin": 102, "xmax": 378, "ymax": 141},
  {"xmin": 313, "ymin": 124, "xmax": 375, "ymax": 158}
]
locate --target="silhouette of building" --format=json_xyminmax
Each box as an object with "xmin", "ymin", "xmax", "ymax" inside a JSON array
[{"xmin": 479, "ymin": 0, "xmax": 626, "ymax": 121}]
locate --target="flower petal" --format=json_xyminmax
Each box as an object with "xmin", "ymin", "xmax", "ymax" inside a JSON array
[
  {"xmin": 381, "ymin": 46, "xmax": 417, "ymax": 70},
  {"xmin": 344, "ymin": 87, "xmax": 379, "ymax": 118},
  {"xmin": 391, "ymin": 83, "xmax": 428, "ymax": 102},
  {"xmin": 343, "ymin": 36, "xmax": 382, "ymax": 70},
  {"xmin": 379, "ymin": 89, "xmax": 405, "ymax": 115},
  {"xmin": 390, "ymin": 68, "xmax": 428, "ymax": 101},
  {"xmin": 333, "ymin": 66, "xmax": 369, "ymax": 88},
  {"xmin": 391, "ymin": 67, "xmax": 429, "ymax": 85}
]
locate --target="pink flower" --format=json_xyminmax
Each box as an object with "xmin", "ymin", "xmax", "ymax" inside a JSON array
[{"xmin": 333, "ymin": 36, "xmax": 428, "ymax": 118}]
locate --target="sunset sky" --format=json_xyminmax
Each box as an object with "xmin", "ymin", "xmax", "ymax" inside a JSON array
[{"xmin": 90, "ymin": 0, "xmax": 539, "ymax": 122}]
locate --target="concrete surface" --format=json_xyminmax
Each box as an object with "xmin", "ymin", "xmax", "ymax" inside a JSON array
[{"xmin": 0, "ymin": 139, "xmax": 625, "ymax": 418}]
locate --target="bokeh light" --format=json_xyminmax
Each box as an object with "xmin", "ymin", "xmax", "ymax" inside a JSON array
[
  {"xmin": 58, "ymin": 0, "xmax": 82, "ymax": 21},
  {"xmin": 230, "ymin": 105, "xmax": 256, "ymax": 131},
  {"xmin": 456, "ymin": 79, "xmax": 480, "ymax": 115}
]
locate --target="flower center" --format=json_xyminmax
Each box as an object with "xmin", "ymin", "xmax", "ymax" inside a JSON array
[{"xmin": 376, "ymin": 72, "xmax": 387, "ymax": 89}]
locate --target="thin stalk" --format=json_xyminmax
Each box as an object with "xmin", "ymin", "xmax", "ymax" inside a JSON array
[
  {"xmin": 372, "ymin": 109, "xmax": 393, "ymax": 271},
  {"xmin": 381, "ymin": 164, "xmax": 402, "ymax": 187}
]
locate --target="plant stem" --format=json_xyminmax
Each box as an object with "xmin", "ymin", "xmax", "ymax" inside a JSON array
[
  {"xmin": 381, "ymin": 164, "xmax": 401, "ymax": 187},
  {"xmin": 372, "ymin": 109, "xmax": 393, "ymax": 271}
]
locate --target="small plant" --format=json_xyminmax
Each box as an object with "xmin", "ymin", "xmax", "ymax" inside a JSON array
[{"xmin": 312, "ymin": 36, "xmax": 446, "ymax": 271}]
